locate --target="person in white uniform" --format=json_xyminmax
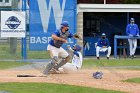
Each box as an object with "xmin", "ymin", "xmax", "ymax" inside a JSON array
[
  {"xmin": 126, "ymin": 18, "xmax": 139, "ymax": 58},
  {"xmin": 59, "ymin": 44, "xmax": 82, "ymax": 73}
]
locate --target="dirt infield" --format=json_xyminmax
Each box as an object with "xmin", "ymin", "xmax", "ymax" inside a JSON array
[{"xmin": 0, "ymin": 68, "xmax": 140, "ymax": 93}]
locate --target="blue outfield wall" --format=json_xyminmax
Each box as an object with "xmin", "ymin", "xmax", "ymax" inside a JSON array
[{"xmin": 29, "ymin": 0, "xmax": 77, "ymax": 50}]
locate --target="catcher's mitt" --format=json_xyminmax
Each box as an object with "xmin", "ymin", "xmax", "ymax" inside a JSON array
[{"xmin": 73, "ymin": 34, "xmax": 82, "ymax": 40}]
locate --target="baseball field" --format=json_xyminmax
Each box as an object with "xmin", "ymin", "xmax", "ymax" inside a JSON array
[{"xmin": 0, "ymin": 59, "xmax": 140, "ymax": 93}]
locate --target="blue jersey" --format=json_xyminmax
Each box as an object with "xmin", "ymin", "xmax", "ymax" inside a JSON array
[
  {"xmin": 126, "ymin": 24, "xmax": 139, "ymax": 36},
  {"xmin": 97, "ymin": 38, "xmax": 110, "ymax": 47},
  {"xmin": 49, "ymin": 29, "xmax": 73, "ymax": 48}
]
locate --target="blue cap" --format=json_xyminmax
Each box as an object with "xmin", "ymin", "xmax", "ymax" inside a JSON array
[
  {"xmin": 61, "ymin": 21, "xmax": 69, "ymax": 27},
  {"xmin": 101, "ymin": 33, "xmax": 106, "ymax": 36},
  {"xmin": 130, "ymin": 18, "xmax": 134, "ymax": 21}
]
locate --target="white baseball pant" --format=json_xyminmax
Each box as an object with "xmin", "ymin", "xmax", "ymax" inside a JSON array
[
  {"xmin": 128, "ymin": 39, "xmax": 137, "ymax": 56},
  {"xmin": 60, "ymin": 63, "xmax": 79, "ymax": 73},
  {"xmin": 96, "ymin": 46, "xmax": 111, "ymax": 57},
  {"xmin": 47, "ymin": 44, "xmax": 69, "ymax": 58}
]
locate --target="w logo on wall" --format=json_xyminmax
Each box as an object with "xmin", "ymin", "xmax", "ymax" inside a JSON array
[{"xmin": 29, "ymin": 0, "xmax": 77, "ymax": 50}]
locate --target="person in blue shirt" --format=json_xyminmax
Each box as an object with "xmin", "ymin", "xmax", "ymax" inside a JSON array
[
  {"xmin": 43, "ymin": 21, "xmax": 79, "ymax": 75},
  {"xmin": 96, "ymin": 33, "xmax": 111, "ymax": 59},
  {"xmin": 126, "ymin": 18, "xmax": 139, "ymax": 58}
]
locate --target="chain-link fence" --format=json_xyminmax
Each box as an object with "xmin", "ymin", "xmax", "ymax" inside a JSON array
[
  {"xmin": 0, "ymin": 0, "xmax": 50, "ymax": 61},
  {"xmin": 0, "ymin": 37, "xmax": 50, "ymax": 61}
]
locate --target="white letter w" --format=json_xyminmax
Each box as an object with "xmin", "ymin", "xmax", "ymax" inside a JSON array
[{"xmin": 37, "ymin": 0, "xmax": 66, "ymax": 33}]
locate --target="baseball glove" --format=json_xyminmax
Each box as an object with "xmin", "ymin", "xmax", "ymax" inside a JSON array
[{"xmin": 73, "ymin": 33, "xmax": 82, "ymax": 40}]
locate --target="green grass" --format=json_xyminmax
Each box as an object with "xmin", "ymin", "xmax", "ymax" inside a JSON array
[
  {"xmin": 0, "ymin": 61, "xmax": 30, "ymax": 70},
  {"xmin": 123, "ymin": 78, "xmax": 140, "ymax": 84},
  {"xmin": 83, "ymin": 59, "xmax": 140, "ymax": 69},
  {"xmin": 0, "ymin": 83, "xmax": 125, "ymax": 93},
  {"xmin": 0, "ymin": 43, "xmax": 51, "ymax": 59},
  {"xmin": 27, "ymin": 51, "xmax": 50, "ymax": 59}
]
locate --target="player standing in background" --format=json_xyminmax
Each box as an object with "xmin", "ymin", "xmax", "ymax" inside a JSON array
[
  {"xmin": 126, "ymin": 18, "xmax": 139, "ymax": 58},
  {"xmin": 96, "ymin": 33, "xmax": 111, "ymax": 60},
  {"xmin": 43, "ymin": 21, "xmax": 81, "ymax": 75},
  {"xmin": 60, "ymin": 44, "xmax": 82, "ymax": 73}
]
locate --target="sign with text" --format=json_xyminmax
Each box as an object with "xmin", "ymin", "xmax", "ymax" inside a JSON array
[
  {"xmin": 29, "ymin": 0, "xmax": 77, "ymax": 50},
  {"xmin": 1, "ymin": 11, "xmax": 26, "ymax": 37}
]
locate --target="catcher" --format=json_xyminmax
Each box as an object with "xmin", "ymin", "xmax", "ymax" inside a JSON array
[{"xmin": 43, "ymin": 21, "xmax": 81, "ymax": 75}]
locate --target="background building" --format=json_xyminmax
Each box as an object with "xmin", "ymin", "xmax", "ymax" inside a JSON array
[
  {"xmin": 0, "ymin": 0, "xmax": 140, "ymax": 60},
  {"xmin": 77, "ymin": 0, "xmax": 140, "ymax": 56}
]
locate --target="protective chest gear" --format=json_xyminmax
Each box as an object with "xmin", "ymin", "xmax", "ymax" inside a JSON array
[{"xmin": 54, "ymin": 30, "xmax": 69, "ymax": 48}]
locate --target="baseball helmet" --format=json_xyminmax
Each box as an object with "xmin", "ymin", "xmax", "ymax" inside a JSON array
[
  {"xmin": 73, "ymin": 44, "xmax": 82, "ymax": 51},
  {"xmin": 101, "ymin": 33, "xmax": 106, "ymax": 37},
  {"xmin": 101, "ymin": 33, "xmax": 106, "ymax": 39},
  {"xmin": 130, "ymin": 18, "xmax": 134, "ymax": 21},
  {"xmin": 93, "ymin": 71, "xmax": 103, "ymax": 79},
  {"xmin": 61, "ymin": 21, "xmax": 69, "ymax": 27}
]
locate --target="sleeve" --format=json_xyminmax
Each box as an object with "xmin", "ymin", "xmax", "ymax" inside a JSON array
[
  {"xmin": 73, "ymin": 51, "xmax": 79, "ymax": 57},
  {"xmin": 97, "ymin": 39, "xmax": 101, "ymax": 47},
  {"xmin": 53, "ymin": 30, "xmax": 60, "ymax": 37},
  {"xmin": 136, "ymin": 25, "xmax": 139, "ymax": 35},
  {"xmin": 68, "ymin": 31, "xmax": 73, "ymax": 38},
  {"xmin": 126, "ymin": 25, "xmax": 129, "ymax": 36},
  {"xmin": 106, "ymin": 39, "xmax": 110, "ymax": 47}
]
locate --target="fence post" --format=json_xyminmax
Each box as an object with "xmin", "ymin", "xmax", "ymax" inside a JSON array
[{"xmin": 22, "ymin": 0, "xmax": 27, "ymax": 59}]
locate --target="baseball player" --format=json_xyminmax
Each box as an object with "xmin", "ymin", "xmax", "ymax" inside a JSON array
[
  {"xmin": 126, "ymin": 18, "xmax": 139, "ymax": 58},
  {"xmin": 59, "ymin": 44, "xmax": 82, "ymax": 73},
  {"xmin": 43, "ymin": 21, "xmax": 81, "ymax": 75},
  {"xmin": 96, "ymin": 33, "xmax": 111, "ymax": 60}
]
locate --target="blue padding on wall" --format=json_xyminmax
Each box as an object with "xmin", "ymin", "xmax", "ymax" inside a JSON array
[{"xmin": 83, "ymin": 37, "xmax": 98, "ymax": 56}]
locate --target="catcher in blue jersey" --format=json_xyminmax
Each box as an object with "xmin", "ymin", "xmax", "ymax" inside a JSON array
[{"xmin": 43, "ymin": 21, "xmax": 81, "ymax": 75}]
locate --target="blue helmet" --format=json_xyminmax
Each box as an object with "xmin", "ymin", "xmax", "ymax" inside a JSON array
[
  {"xmin": 101, "ymin": 33, "xmax": 106, "ymax": 39},
  {"xmin": 101, "ymin": 33, "xmax": 106, "ymax": 37},
  {"xmin": 130, "ymin": 18, "xmax": 134, "ymax": 21},
  {"xmin": 61, "ymin": 21, "xmax": 69, "ymax": 27},
  {"xmin": 93, "ymin": 71, "xmax": 103, "ymax": 79},
  {"xmin": 73, "ymin": 44, "xmax": 82, "ymax": 51}
]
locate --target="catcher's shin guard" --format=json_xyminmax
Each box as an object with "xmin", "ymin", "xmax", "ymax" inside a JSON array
[
  {"xmin": 53, "ymin": 59, "xmax": 66, "ymax": 70},
  {"xmin": 54, "ymin": 55, "xmax": 70, "ymax": 70},
  {"xmin": 43, "ymin": 56, "xmax": 58, "ymax": 75}
]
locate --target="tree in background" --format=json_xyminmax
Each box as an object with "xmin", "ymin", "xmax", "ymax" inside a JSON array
[
  {"xmin": 107, "ymin": 0, "xmax": 140, "ymax": 4},
  {"xmin": 107, "ymin": 0, "xmax": 122, "ymax": 4},
  {"xmin": 78, "ymin": 0, "xmax": 140, "ymax": 4},
  {"xmin": 122, "ymin": 0, "xmax": 140, "ymax": 4}
]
